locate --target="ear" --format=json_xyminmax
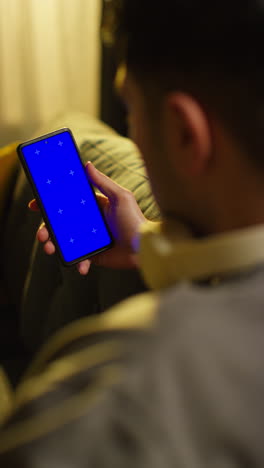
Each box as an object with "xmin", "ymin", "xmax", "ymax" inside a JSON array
[{"xmin": 162, "ymin": 92, "xmax": 212, "ymax": 177}]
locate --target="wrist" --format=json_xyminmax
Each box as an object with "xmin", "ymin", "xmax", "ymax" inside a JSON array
[{"xmin": 130, "ymin": 217, "xmax": 148, "ymax": 253}]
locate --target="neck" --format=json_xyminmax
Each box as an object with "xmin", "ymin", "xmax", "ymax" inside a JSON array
[{"xmin": 192, "ymin": 182, "xmax": 264, "ymax": 238}]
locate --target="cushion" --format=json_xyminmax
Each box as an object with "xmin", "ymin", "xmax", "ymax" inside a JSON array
[
  {"xmin": 80, "ymin": 136, "xmax": 160, "ymax": 221},
  {"xmin": 33, "ymin": 111, "xmax": 116, "ymax": 145}
]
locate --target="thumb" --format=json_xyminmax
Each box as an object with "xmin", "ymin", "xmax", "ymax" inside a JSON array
[{"xmin": 85, "ymin": 162, "xmax": 123, "ymax": 201}]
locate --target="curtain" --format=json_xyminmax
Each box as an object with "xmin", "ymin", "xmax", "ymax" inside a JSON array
[{"xmin": 0, "ymin": 0, "xmax": 101, "ymax": 145}]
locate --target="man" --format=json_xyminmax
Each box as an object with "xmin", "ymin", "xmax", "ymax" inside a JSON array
[{"xmin": 1, "ymin": 0, "xmax": 264, "ymax": 465}]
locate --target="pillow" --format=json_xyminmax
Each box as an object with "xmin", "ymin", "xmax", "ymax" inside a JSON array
[
  {"xmin": 33, "ymin": 111, "xmax": 116, "ymax": 145},
  {"xmin": 80, "ymin": 136, "xmax": 160, "ymax": 221}
]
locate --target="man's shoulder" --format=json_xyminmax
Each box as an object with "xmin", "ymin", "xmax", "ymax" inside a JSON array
[
  {"xmin": 159, "ymin": 266, "xmax": 264, "ymax": 328},
  {"xmin": 154, "ymin": 267, "xmax": 264, "ymax": 395}
]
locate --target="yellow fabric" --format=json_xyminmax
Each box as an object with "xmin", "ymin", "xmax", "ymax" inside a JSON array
[
  {"xmin": 0, "ymin": 293, "xmax": 158, "ymax": 453},
  {"xmin": 3, "ymin": 131, "xmax": 264, "ymax": 444},
  {"xmin": 139, "ymin": 220, "xmax": 264, "ymax": 289},
  {"xmin": 13, "ymin": 218, "xmax": 264, "ymax": 403},
  {"xmin": 80, "ymin": 135, "xmax": 160, "ymax": 221},
  {"xmin": 16, "ymin": 341, "xmax": 123, "ymax": 410},
  {"xmin": 0, "ymin": 367, "xmax": 119, "ymax": 455},
  {"xmin": 3, "ymin": 191, "xmax": 264, "ymax": 449},
  {"xmin": 0, "ymin": 367, "xmax": 13, "ymax": 424},
  {"xmin": 25, "ymin": 292, "xmax": 158, "ymax": 377}
]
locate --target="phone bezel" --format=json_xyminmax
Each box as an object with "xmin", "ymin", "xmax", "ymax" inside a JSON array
[{"xmin": 17, "ymin": 127, "xmax": 114, "ymax": 266}]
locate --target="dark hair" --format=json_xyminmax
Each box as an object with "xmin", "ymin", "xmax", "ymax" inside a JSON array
[{"xmin": 104, "ymin": 0, "xmax": 264, "ymax": 166}]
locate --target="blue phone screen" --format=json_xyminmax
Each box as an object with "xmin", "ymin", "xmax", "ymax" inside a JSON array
[{"xmin": 21, "ymin": 130, "xmax": 112, "ymax": 263}]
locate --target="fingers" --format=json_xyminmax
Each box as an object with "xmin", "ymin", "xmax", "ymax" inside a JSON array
[
  {"xmin": 95, "ymin": 193, "xmax": 110, "ymax": 210},
  {"xmin": 37, "ymin": 225, "xmax": 55, "ymax": 255},
  {"xmin": 37, "ymin": 225, "xmax": 49, "ymax": 243},
  {"xmin": 31, "ymin": 167, "xmax": 111, "ymax": 275},
  {"xmin": 77, "ymin": 260, "xmax": 91, "ymax": 276},
  {"xmin": 28, "ymin": 199, "xmax": 39, "ymax": 211},
  {"xmin": 44, "ymin": 240, "xmax": 56, "ymax": 255},
  {"xmin": 37, "ymin": 223, "xmax": 90, "ymax": 273},
  {"xmin": 86, "ymin": 162, "xmax": 124, "ymax": 201}
]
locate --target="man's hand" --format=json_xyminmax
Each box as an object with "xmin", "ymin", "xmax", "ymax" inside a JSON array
[{"xmin": 29, "ymin": 162, "xmax": 146, "ymax": 275}]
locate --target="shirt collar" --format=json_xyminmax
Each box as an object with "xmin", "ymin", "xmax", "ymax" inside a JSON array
[{"xmin": 139, "ymin": 220, "xmax": 264, "ymax": 290}]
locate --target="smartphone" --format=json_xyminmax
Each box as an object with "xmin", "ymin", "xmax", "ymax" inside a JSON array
[{"xmin": 17, "ymin": 128, "xmax": 113, "ymax": 266}]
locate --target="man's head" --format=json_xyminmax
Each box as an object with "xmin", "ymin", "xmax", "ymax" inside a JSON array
[{"xmin": 105, "ymin": 1, "xmax": 264, "ymax": 235}]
